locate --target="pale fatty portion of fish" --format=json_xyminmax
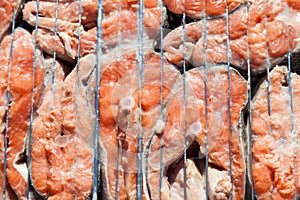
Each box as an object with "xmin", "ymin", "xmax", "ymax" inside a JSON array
[
  {"xmin": 163, "ymin": 0, "xmax": 242, "ymax": 19},
  {"xmin": 168, "ymin": 159, "xmax": 206, "ymax": 200},
  {"xmin": 249, "ymin": 65, "xmax": 300, "ymax": 199},
  {"xmin": 147, "ymin": 66, "xmax": 247, "ymax": 200},
  {"xmin": 31, "ymin": 54, "xmax": 96, "ymax": 199},
  {"xmin": 0, "ymin": 27, "xmax": 45, "ymax": 200},
  {"xmin": 22, "ymin": 0, "xmax": 165, "ymax": 63},
  {"xmin": 98, "ymin": 48, "xmax": 180, "ymax": 200},
  {"xmin": 163, "ymin": 0, "xmax": 300, "ymax": 74}
]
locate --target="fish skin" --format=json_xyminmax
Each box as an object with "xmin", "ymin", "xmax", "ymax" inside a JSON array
[
  {"xmin": 0, "ymin": 27, "xmax": 45, "ymax": 200},
  {"xmin": 249, "ymin": 65, "xmax": 300, "ymax": 199},
  {"xmin": 147, "ymin": 66, "xmax": 247, "ymax": 200},
  {"xmin": 163, "ymin": 0, "xmax": 300, "ymax": 74}
]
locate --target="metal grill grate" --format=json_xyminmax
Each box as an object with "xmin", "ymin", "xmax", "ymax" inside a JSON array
[{"xmin": 1, "ymin": 0, "xmax": 300, "ymax": 199}]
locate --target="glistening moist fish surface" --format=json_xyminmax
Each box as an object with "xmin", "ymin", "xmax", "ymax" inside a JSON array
[
  {"xmin": 163, "ymin": 0, "xmax": 242, "ymax": 19},
  {"xmin": 22, "ymin": 0, "xmax": 165, "ymax": 63},
  {"xmin": 0, "ymin": 27, "xmax": 45, "ymax": 200},
  {"xmin": 0, "ymin": 0, "xmax": 24, "ymax": 41},
  {"xmin": 162, "ymin": 0, "xmax": 300, "ymax": 74},
  {"xmin": 31, "ymin": 54, "xmax": 96, "ymax": 199},
  {"xmin": 249, "ymin": 65, "xmax": 300, "ymax": 199},
  {"xmin": 146, "ymin": 66, "xmax": 247, "ymax": 200},
  {"xmin": 98, "ymin": 47, "xmax": 180, "ymax": 200}
]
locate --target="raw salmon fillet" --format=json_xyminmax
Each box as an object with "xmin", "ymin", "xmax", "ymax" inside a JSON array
[
  {"xmin": 163, "ymin": 0, "xmax": 241, "ymax": 19},
  {"xmin": 250, "ymin": 65, "xmax": 300, "ymax": 199},
  {"xmin": 147, "ymin": 66, "xmax": 247, "ymax": 199},
  {"xmin": 0, "ymin": 28, "xmax": 45, "ymax": 199},
  {"xmin": 98, "ymin": 47, "xmax": 180, "ymax": 200},
  {"xmin": 0, "ymin": 0, "xmax": 23, "ymax": 41},
  {"xmin": 31, "ymin": 54, "xmax": 96, "ymax": 199},
  {"xmin": 23, "ymin": 0, "xmax": 165, "ymax": 62},
  {"xmin": 163, "ymin": 0, "xmax": 300, "ymax": 74}
]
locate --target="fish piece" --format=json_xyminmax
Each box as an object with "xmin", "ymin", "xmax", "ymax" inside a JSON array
[
  {"xmin": 0, "ymin": 0, "xmax": 23, "ymax": 41},
  {"xmin": 163, "ymin": 0, "xmax": 242, "ymax": 19},
  {"xmin": 147, "ymin": 66, "xmax": 247, "ymax": 199},
  {"xmin": 163, "ymin": 0, "xmax": 300, "ymax": 74},
  {"xmin": 23, "ymin": 0, "xmax": 98, "ymax": 29},
  {"xmin": 0, "ymin": 28, "xmax": 45, "ymax": 199},
  {"xmin": 168, "ymin": 159, "xmax": 206, "ymax": 200},
  {"xmin": 31, "ymin": 54, "xmax": 96, "ymax": 199},
  {"xmin": 99, "ymin": 48, "xmax": 180, "ymax": 200},
  {"xmin": 250, "ymin": 65, "xmax": 300, "ymax": 199},
  {"xmin": 23, "ymin": 0, "xmax": 165, "ymax": 62},
  {"xmin": 205, "ymin": 167, "xmax": 232, "ymax": 200}
]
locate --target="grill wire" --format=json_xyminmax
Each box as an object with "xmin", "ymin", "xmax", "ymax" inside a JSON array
[
  {"xmin": 2, "ymin": 2, "xmax": 18, "ymax": 200},
  {"xmin": 245, "ymin": 1, "xmax": 255, "ymax": 200},
  {"xmin": 2, "ymin": 0, "xmax": 300, "ymax": 199}
]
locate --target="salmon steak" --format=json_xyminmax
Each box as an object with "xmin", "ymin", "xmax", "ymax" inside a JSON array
[
  {"xmin": 31, "ymin": 54, "xmax": 96, "ymax": 199},
  {"xmin": 0, "ymin": 0, "xmax": 24, "ymax": 41},
  {"xmin": 98, "ymin": 47, "xmax": 180, "ymax": 199},
  {"xmin": 163, "ymin": 0, "xmax": 300, "ymax": 74},
  {"xmin": 22, "ymin": 0, "xmax": 165, "ymax": 62},
  {"xmin": 249, "ymin": 65, "xmax": 300, "ymax": 199},
  {"xmin": 163, "ymin": 0, "xmax": 242, "ymax": 19},
  {"xmin": 146, "ymin": 66, "xmax": 247, "ymax": 200},
  {"xmin": 0, "ymin": 28, "xmax": 45, "ymax": 199}
]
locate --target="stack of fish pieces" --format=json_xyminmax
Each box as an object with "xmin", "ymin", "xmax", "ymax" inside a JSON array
[
  {"xmin": 22, "ymin": 0, "xmax": 165, "ymax": 63},
  {"xmin": 163, "ymin": 0, "xmax": 300, "ymax": 74}
]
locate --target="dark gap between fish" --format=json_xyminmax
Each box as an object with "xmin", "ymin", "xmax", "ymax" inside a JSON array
[{"xmin": 15, "ymin": 150, "xmax": 26, "ymax": 165}]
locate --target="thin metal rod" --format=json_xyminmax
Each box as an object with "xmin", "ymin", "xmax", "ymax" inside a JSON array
[
  {"xmin": 27, "ymin": 0, "xmax": 41, "ymax": 198},
  {"xmin": 181, "ymin": 11, "xmax": 187, "ymax": 200},
  {"xmin": 137, "ymin": 0, "xmax": 144, "ymax": 199},
  {"xmin": 202, "ymin": 1, "xmax": 209, "ymax": 199},
  {"xmin": 158, "ymin": 0, "xmax": 165, "ymax": 198},
  {"xmin": 263, "ymin": 0, "xmax": 272, "ymax": 127},
  {"xmin": 94, "ymin": 0, "xmax": 103, "ymax": 199},
  {"xmin": 2, "ymin": 5, "xmax": 18, "ymax": 200},
  {"xmin": 115, "ymin": 2, "xmax": 123, "ymax": 199},
  {"xmin": 50, "ymin": 0, "xmax": 59, "ymax": 107},
  {"xmin": 245, "ymin": 1, "xmax": 255, "ymax": 199},
  {"xmin": 224, "ymin": 1, "xmax": 233, "ymax": 198}
]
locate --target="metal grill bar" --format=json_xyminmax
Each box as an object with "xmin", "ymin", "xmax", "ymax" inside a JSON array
[
  {"xmin": 27, "ymin": 0, "xmax": 41, "ymax": 198},
  {"xmin": 2, "ymin": 4, "xmax": 18, "ymax": 200},
  {"xmin": 182, "ymin": 11, "xmax": 188, "ymax": 200},
  {"xmin": 224, "ymin": 2, "xmax": 233, "ymax": 198},
  {"xmin": 94, "ymin": 0, "xmax": 104, "ymax": 198},
  {"xmin": 115, "ymin": 1, "xmax": 123, "ymax": 199},
  {"xmin": 137, "ymin": 0, "xmax": 145, "ymax": 198},
  {"xmin": 47, "ymin": 0, "xmax": 60, "ymax": 197},
  {"xmin": 158, "ymin": 0, "xmax": 165, "ymax": 197},
  {"xmin": 263, "ymin": 0, "xmax": 272, "ymax": 129},
  {"xmin": 202, "ymin": 1, "xmax": 210, "ymax": 199},
  {"xmin": 245, "ymin": 1, "xmax": 255, "ymax": 200},
  {"xmin": 50, "ymin": 0, "xmax": 59, "ymax": 102},
  {"xmin": 287, "ymin": 52, "xmax": 295, "ymax": 133}
]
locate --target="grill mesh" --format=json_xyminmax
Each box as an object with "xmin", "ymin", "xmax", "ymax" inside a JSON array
[{"xmin": 1, "ymin": 0, "xmax": 300, "ymax": 199}]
